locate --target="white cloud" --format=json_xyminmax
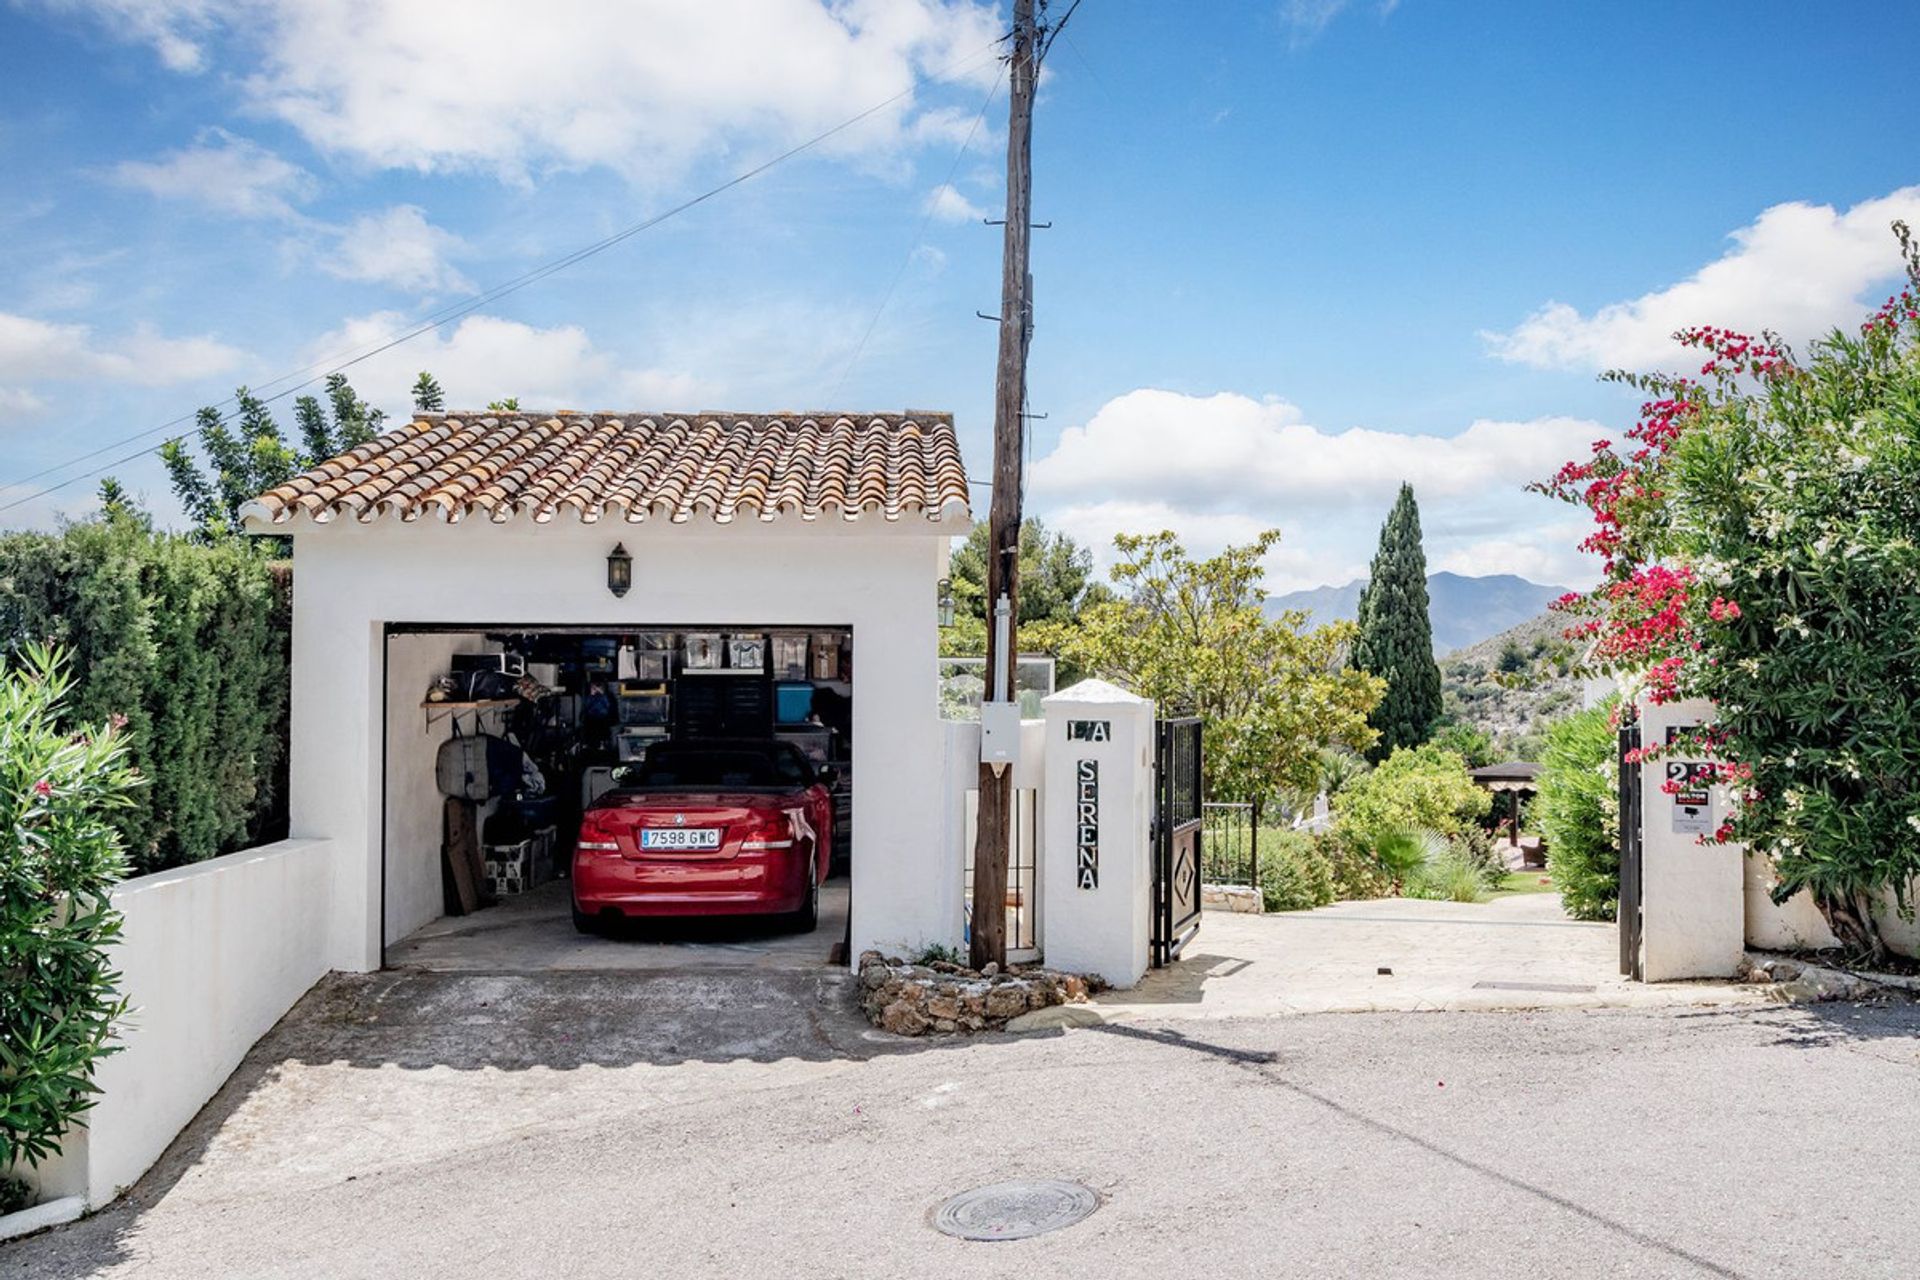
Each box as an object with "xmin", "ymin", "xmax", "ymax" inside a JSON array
[
  {"xmin": 1486, "ymin": 186, "xmax": 1920, "ymax": 372},
  {"xmin": 0, "ymin": 311, "xmax": 243, "ymax": 387},
  {"xmin": 1030, "ymin": 387, "xmax": 1603, "ymax": 595},
  {"xmin": 72, "ymin": 0, "xmax": 1004, "ymax": 184},
  {"xmin": 110, "ymin": 128, "xmax": 316, "ymax": 219},
  {"xmin": 1031, "ymin": 388, "xmax": 1599, "ymax": 511},
  {"xmin": 303, "ymin": 312, "xmax": 703, "ymax": 419},
  {"xmin": 923, "ymin": 182, "xmax": 986, "ymax": 223},
  {"xmin": 1282, "ymin": 0, "xmax": 1354, "ymax": 42},
  {"xmin": 320, "ymin": 205, "xmax": 473, "ymax": 295},
  {"xmin": 26, "ymin": 0, "xmax": 220, "ymax": 71},
  {"xmin": 1280, "ymin": 0, "xmax": 1400, "ymax": 47},
  {"xmin": 0, "ymin": 387, "xmax": 50, "ymax": 417}
]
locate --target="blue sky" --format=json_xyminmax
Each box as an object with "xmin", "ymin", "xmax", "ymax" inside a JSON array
[{"xmin": 2, "ymin": 0, "xmax": 1916, "ymax": 592}]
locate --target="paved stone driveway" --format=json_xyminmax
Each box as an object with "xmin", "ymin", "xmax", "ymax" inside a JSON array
[
  {"xmin": 7, "ymin": 969, "xmax": 1917, "ymax": 1279},
  {"xmin": 1095, "ymin": 892, "xmax": 1768, "ymax": 1021}
]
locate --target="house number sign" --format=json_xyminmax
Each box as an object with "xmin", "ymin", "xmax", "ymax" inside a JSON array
[
  {"xmin": 1075, "ymin": 759, "xmax": 1099, "ymax": 889},
  {"xmin": 1667, "ymin": 760, "xmax": 1715, "ymax": 836}
]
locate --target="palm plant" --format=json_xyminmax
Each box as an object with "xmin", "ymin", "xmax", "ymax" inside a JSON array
[{"xmin": 1372, "ymin": 826, "xmax": 1450, "ymax": 895}]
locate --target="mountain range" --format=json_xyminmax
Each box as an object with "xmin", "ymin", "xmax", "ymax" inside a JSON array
[{"xmin": 1263, "ymin": 572, "xmax": 1569, "ymax": 654}]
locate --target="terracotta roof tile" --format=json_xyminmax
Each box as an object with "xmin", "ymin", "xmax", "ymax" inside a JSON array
[{"xmin": 243, "ymin": 411, "xmax": 971, "ymax": 528}]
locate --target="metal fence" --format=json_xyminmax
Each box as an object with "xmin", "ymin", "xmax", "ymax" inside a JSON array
[{"xmin": 1201, "ymin": 801, "xmax": 1260, "ymax": 888}]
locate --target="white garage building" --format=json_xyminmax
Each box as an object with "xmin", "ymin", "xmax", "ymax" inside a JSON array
[{"xmin": 246, "ymin": 409, "xmax": 971, "ymax": 968}]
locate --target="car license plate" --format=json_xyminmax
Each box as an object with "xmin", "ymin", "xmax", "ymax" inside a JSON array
[{"xmin": 640, "ymin": 827, "xmax": 721, "ymax": 851}]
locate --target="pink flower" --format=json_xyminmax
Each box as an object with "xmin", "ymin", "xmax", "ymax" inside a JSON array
[{"xmin": 33, "ymin": 780, "xmax": 52, "ymax": 797}]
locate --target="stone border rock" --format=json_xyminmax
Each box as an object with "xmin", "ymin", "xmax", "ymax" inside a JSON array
[
  {"xmin": 857, "ymin": 951, "xmax": 1106, "ymax": 1036},
  {"xmin": 1741, "ymin": 953, "xmax": 1920, "ymax": 1004}
]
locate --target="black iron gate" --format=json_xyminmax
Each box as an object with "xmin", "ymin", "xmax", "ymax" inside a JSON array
[
  {"xmin": 1617, "ymin": 721, "xmax": 1643, "ymax": 980},
  {"xmin": 1153, "ymin": 717, "xmax": 1204, "ymax": 967}
]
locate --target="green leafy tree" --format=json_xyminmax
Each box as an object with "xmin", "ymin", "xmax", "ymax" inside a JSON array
[
  {"xmin": 1062, "ymin": 530, "xmax": 1382, "ymax": 807},
  {"xmin": 487, "ymin": 397, "xmax": 521, "ymax": 413},
  {"xmin": 1427, "ymin": 720, "xmax": 1497, "ymax": 768},
  {"xmin": 1535, "ymin": 698, "xmax": 1620, "ymax": 922},
  {"xmin": 161, "ymin": 373, "xmax": 391, "ymax": 539},
  {"xmin": 941, "ymin": 518, "xmax": 1113, "ymax": 680},
  {"xmin": 1353, "ymin": 483, "xmax": 1442, "ymax": 760},
  {"xmin": 412, "ymin": 371, "xmax": 445, "ymax": 412},
  {"xmin": 0, "ymin": 643, "xmax": 141, "ymax": 1169}
]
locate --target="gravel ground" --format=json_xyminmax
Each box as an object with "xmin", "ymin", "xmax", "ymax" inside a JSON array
[{"xmin": 5, "ymin": 971, "xmax": 1918, "ymax": 1279}]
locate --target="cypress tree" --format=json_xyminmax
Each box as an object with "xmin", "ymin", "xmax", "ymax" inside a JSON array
[{"xmin": 1353, "ymin": 483, "xmax": 1441, "ymax": 761}]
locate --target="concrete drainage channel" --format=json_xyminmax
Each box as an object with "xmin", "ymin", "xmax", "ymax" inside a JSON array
[{"xmin": 931, "ymin": 1180, "xmax": 1102, "ymax": 1242}]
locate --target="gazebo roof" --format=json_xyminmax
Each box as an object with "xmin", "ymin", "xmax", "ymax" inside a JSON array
[{"xmin": 1470, "ymin": 760, "xmax": 1543, "ymax": 790}]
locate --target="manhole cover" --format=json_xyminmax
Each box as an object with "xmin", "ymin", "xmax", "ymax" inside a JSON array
[{"xmin": 932, "ymin": 1179, "xmax": 1100, "ymax": 1241}]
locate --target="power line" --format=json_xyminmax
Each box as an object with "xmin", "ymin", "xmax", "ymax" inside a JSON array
[
  {"xmin": 824, "ymin": 65, "xmax": 1006, "ymax": 406},
  {"xmin": 0, "ymin": 36, "xmax": 1010, "ymax": 517}
]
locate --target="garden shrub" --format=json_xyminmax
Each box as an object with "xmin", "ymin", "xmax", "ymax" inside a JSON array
[
  {"xmin": 1407, "ymin": 849, "xmax": 1489, "ymax": 903},
  {"xmin": 1318, "ymin": 830, "xmax": 1395, "ymax": 901},
  {"xmin": 1332, "ymin": 743, "xmax": 1491, "ymax": 849},
  {"xmin": 1256, "ymin": 830, "xmax": 1337, "ymax": 912},
  {"xmin": 1536, "ymin": 700, "xmax": 1621, "ymax": 922},
  {"xmin": 0, "ymin": 645, "xmax": 139, "ymax": 1171},
  {"xmin": 0, "ymin": 515, "xmax": 289, "ymax": 874},
  {"xmin": 1451, "ymin": 823, "xmax": 1511, "ymax": 892}
]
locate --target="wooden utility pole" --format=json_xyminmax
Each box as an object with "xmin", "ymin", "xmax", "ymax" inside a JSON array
[{"xmin": 970, "ymin": 0, "xmax": 1039, "ymax": 971}]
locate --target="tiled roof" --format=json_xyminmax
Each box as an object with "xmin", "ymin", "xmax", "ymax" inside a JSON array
[{"xmin": 241, "ymin": 411, "xmax": 970, "ymax": 527}]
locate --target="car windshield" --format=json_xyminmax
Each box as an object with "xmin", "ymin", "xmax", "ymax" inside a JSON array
[{"xmin": 628, "ymin": 746, "xmax": 809, "ymax": 789}]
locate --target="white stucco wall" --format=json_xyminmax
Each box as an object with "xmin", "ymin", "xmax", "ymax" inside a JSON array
[
  {"xmin": 72, "ymin": 839, "xmax": 343, "ymax": 1206},
  {"xmin": 1743, "ymin": 856, "xmax": 1841, "ymax": 952},
  {"xmin": 384, "ymin": 631, "xmax": 494, "ymax": 943},
  {"xmin": 1745, "ymin": 858, "xmax": 1920, "ymax": 958},
  {"xmin": 284, "ymin": 519, "xmax": 949, "ymax": 967}
]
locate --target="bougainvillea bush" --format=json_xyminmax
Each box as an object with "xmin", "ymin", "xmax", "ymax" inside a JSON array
[
  {"xmin": 1539, "ymin": 225, "xmax": 1920, "ymax": 959},
  {"xmin": 1, "ymin": 645, "xmax": 138, "ymax": 1173}
]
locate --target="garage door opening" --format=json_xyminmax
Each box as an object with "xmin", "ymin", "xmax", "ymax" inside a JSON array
[{"xmin": 379, "ymin": 624, "xmax": 853, "ymax": 972}]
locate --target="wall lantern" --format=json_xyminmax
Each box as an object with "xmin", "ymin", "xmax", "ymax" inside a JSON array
[
  {"xmin": 606, "ymin": 542, "xmax": 633, "ymax": 598},
  {"xmin": 937, "ymin": 577, "xmax": 956, "ymax": 628}
]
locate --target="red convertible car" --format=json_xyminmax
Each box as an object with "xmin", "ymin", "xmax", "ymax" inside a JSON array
[{"xmin": 572, "ymin": 738, "xmax": 834, "ymax": 933}]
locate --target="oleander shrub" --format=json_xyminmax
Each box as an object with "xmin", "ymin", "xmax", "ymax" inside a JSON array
[
  {"xmin": 1536, "ymin": 699, "xmax": 1621, "ymax": 922},
  {"xmin": 0, "ymin": 644, "xmax": 139, "ymax": 1171},
  {"xmin": 1538, "ymin": 226, "xmax": 1920, "ymax": 959},
  {"xmin": 0, "ymin": 515, "xmax": 289, "ymax": 873}
]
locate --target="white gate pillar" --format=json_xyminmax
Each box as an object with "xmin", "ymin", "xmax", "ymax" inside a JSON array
[
  {"xmin": 1636, "ymin": 696, "xmax": 1745, "ymax": 981},
  {"xmin": 1041, "ymin": 679, "xmax": 1155, "ymax": 987}
]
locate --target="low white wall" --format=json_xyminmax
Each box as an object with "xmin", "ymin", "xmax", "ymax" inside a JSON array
[
  {"xmin": 1745, "ymin": 857, "xmax": 1920, "ymax": 958},
  {"xmin": 73, "ymin": 839, "xmax": 343, "ymax": 1206},
  {"xmin": 937, "ymin": 719, "xmax": 1048, "ymax": 958},
  {"xmin": 1744, "ymin": 856, "xmax": 1840, "ymax": 952}
]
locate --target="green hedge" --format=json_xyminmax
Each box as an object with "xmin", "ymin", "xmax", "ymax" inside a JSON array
[
  {"xmin": 0, "ymin": 517, "xmax": 289, "ymax": 875},
  {"xmin": 1536, "ymin": 698, "xmax": 1620, "ymax": 921}
]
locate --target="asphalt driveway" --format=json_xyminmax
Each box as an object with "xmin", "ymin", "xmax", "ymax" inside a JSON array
[{"xmin": 6, "ymin": 963, "xmax": 1918, "ymax": 1279}]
